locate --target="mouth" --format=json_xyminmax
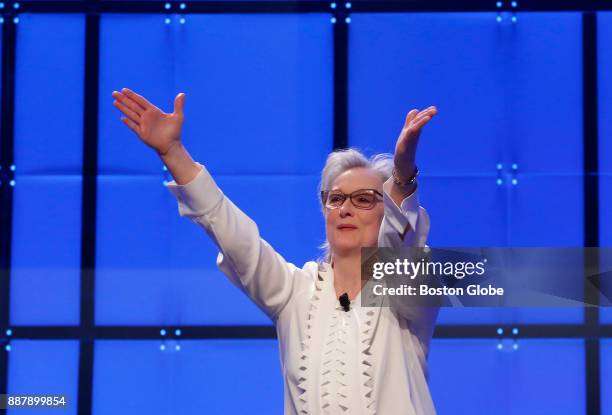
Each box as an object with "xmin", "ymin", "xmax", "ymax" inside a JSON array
[{"xmin": 337, "ymin": 225, "xmax": 358, "ymax": 231}]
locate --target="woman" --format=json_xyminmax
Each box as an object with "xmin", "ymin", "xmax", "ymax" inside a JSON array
[{"xmin": 112, "ymin": 88, "xmax": 439, "ymax": 415}]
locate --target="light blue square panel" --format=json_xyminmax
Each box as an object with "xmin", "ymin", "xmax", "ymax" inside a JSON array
[
  {"xmin": 429, "ymin": 339, "xmax": 585, "ymax": 414},
  {"xmin": 434, "ymin": 174, "xmax": 584, "ymax": 323},
  {"xmin": 99, "ymin": 13, "xmax": 333, "ymax": 175},
  {"xmin": 14, "ymin": 14, "xmax": 84, "ymax": 174},
  {"xmin": 602, "ymin": 307, "xmax": 612, "ymax": 324},
  {"xmin": 349, "ymin": 12, "xmax": 582, "ymax": 176},
  {"xmin": 599, "ymin": 13, "xmax": 612, "ymax": 174},
  {"xmin": 93, "ymin": 340, "xmax": 283, "ymax": 415},
  {"xmin": 437, "ymin": 306, "xmax": 583, "ymax": 325},
  {"xmin": 600, "ymin": 202, "xmax": 612, "ymax": 323},
  {"xmin": 505, "ymin": 172, "xmax": 584, "ymax": 324},
  {"xmin": 10, "ymin": 175, "xmax": 82, "ymax": 325},
  {"xmin": 506, "ymin": 12, "xmax": 583, "ymax": 175},
  {"xmin": 597, "ymin": 14, "xmax": 612, "ymax": 328},
  {"xmin": 508, "ymin": 175, "xmax": 583, "ymax": 246},
  {"xmin": 349, "ymin": 12, "xmax": 506, "ymax": 176},
  {"xmin": 95, "ymin": 174, "xmax": 324, "ymax": 325},
  {"xmin": 418, "ymin": 176, "xmax": 507, "ymax": 247},
  {"xmin": 174, "ymin": 14, "xmax": 333, "ymax": 175},
  {"xmin": 99, "ymin": 15, "xmax": 175, "ymax": 175},
  {"xmin": 7, "ymin": 340, "xmax": 79, "ymax": 415}
]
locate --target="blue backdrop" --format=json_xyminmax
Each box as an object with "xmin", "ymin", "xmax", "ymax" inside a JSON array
[{"xmin": 3, "ymin": 9, "xmax": 610, "ymax": 415}]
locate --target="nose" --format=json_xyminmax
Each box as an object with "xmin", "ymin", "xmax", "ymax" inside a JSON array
[{"xmin": 338, "ymin": 199, "xmax": 354, "ymax": 217}]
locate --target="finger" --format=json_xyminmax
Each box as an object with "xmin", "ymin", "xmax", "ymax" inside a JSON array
[
  {"xmin": 113, "ymin": 90, "xmax": 145, "ymax": 116},
  {"xmin": 412, "ymin": 115, "xmax": 431, "ymax": 131},
  {"xmin": 174, "ymin": 92, "xmax": 186, "ymax": 116},
  {"xmin": 113, "ymin": 100, "xmax": 141, "ymax": 123},
  {"xmin": 404, "ymin": 109, "xmax": 419, "ymax": 127},
  {"xmin": 417, "ymin": 106, "xmax": 438, "ymax": 119},
  {"xmin": 411, "ymin": 108, "xmax": 437, "ymax": 126},
  {"xmin": 121, "ymin": 88, "xmax": 153, "ymax": 112},
  {"xmin": 120, "ymin": 116, "xmax": 140, "ymax": 135}
]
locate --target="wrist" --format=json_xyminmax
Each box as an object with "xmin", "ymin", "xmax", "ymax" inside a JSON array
[
  {"xmin": 159, "ymin": 140, "xmax": 183, "ymax": 159},
  {"xmin": 392, "ymin": 165, "xmax": 418, "ymax": 186},
  {"xmin": 384, "ymin": 177, "xmax": 417, "ymax": 209},
  {"xmin": 393, "ymin": 155, "xmax": 416, "ymax": 179}
]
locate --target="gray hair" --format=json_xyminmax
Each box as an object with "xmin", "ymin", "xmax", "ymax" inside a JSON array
[{"xmin": 317, "ymin": 148, "xmax": 394, "ymax": 263}]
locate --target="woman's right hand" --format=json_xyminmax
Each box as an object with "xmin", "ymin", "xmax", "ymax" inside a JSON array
[{"xmin": 112, "ymin": 88, "xmax": 186, "ymax": 156}]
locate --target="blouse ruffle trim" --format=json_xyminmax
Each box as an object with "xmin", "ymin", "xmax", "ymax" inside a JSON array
[{"xmin": 297, "ymin": 264, "xmax": 384, "ymax": 415}]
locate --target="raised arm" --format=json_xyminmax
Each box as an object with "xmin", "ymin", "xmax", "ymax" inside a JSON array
[
  {"xmin": 378, "ymin": 107, "xmax": 440, "ymax": 359},
  {"xmin": 378, "ymin": 105, "xmax": 437, "ymax": 248},
  {"xmin": 164, "ymin": 160, "xmax": 305, "ymax": 321},
  {"xmin": 112, "ymin": 88, "xmax": 305, "ymax": 321}
]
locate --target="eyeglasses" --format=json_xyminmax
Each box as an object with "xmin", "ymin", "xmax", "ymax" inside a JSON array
[{"xmin": 320, "ymin": 189, "xmax": 383, "ymax": 210}]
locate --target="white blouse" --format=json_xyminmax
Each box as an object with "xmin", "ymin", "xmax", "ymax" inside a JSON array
[
  {"xmin": 166, "ymin": 162, "xmax": 439, "ymax": 415},
  {"xmin": 320, "ymin": 293, "xmax": 370, "ymax": 414}
]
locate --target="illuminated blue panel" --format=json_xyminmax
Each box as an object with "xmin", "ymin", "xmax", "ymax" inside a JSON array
[
  {"xmin": 508, "ymin": 176, "xmax": 583, "ymax": 246},
  {"xmin": 506, "ymin": 12, "xmax": 582, "ymax": 175},
  {"xmin": 99, "ymin": 15, "xmax": 174, "ymax": 175},
  {"xmin": 7, "ymin": 340, "xmax": 79, "ymax": 415},
  {"xmin": 10, "ymin": 176, "xmax": 81, "ymax": 325},
  {"xmin": 504, "ymin": 14, "xmax": 582, "ymax": 323},
  {"xmin": 175, "ymin": 14, "xmax": 332, "ymax": 174},
  {"xmin": 603, "ymin": 340, "xmax": 612, "ymax": 415},
  {"xmin": 600, "ymin": 13, "xmax": 612, "ymax": 324},
  {"xmin": 99, "ymin": 14, "xmax": 332, "ymax": 175},
  {"xmin": 437, "ymin": 307, "xmax": 583, "ymax": 325},
  {"xmin": 14, "ymin": 14, "xmax": 84, "ymax": 174},
  {"xmin": 349, "ymin": 12, "xmax": 505, "ymax": 175},
  {"xmin": 418, "ymin": 177, "xmax": 506, "ymax": 247},
  {"xmin": 599, "ymin": 13, "xmax": 612, "ymax": 177},
  {"xmin": 506, "ymin": 175, "xmax": 583, "ymax": 322},
  {"xmin": 501, "ymin": 16, "xmax": 583, "ymax": 329},
  {"xmin": 96, "ymin": 175, "xmax": 324, "ymax": 325},
  {"xmin": 10, "ymin": 14, "xmax": 84, "ymax": 325},
  {"xmin": 409, "ymin": 176, "xmax": 583, "ymax": 248},
  {"xmin": 601, "ymin": 214, "xmax": 612, "ymax": 323},
  {"xmin": 429, "ymin": 339, "xmax": 585, "ymax": 414},
  {"xmin": 602, "ymin": 308, "xmax": 612, "ymax": 324},
  {"xmin": 420, "ymin": 175, "xmax": 583, "ymax": 323},
  {"xmin": 93, "ymin": 340, "xmax": 282, "ymax": 415},
  {"xmin": 349, "ymin": 12, "xmax": 582, "ymax": 175}
]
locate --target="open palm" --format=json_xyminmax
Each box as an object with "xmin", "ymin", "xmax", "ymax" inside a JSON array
[
  {"xmin": 112, "ymin": 88, "xmax": 186, "ymax": 156},
  {"xmin": 394, "ymin": 105, "xmax": 438, "ymax": 178}
]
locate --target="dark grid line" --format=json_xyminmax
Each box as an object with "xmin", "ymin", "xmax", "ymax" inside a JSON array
[
  {"xmin": 583, "ymin": 11, "xmax": 601, "ymax": 415},
  {"xmin": 4, "ymin": 324, "xmax": 612, "ymax": 340},
  {"xmin": 13, "ymin": 0, "xmax": 612, "ymax": 14},
  {"xmin": 332, "ymin": 6, "xmax": 349, "ymax": 150},
  {"xmin": 0, "ymin": 11, "xmax": 17, "ymax": 414},
  {"xmin": 77, "ymin": 11, "xmax": 100, "ymax": 415}
]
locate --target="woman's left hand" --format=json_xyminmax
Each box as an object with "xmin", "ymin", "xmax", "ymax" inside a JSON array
[{"xmin": 393, "ymin": 106, "xmax": 438, "ymax": 180}]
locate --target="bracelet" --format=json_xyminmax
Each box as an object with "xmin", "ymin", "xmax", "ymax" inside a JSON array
[{"xmin": 392, "ymin": 166, "xmax": 419, "ymax": 187}]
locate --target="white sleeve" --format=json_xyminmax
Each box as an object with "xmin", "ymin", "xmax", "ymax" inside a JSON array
[
  {"xmin": 377, "ymin": 182, "xmax": 439, "ymax": 357},
  {"xmin": 165, "ymin": 162, "xmax": 305, "ymax": 322},
  {"xmin": 378, "ymin": 182, "xmax": 429, "ymax": 248}
]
